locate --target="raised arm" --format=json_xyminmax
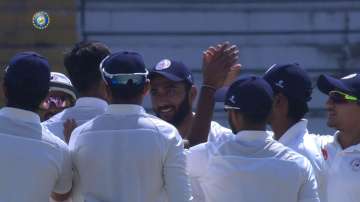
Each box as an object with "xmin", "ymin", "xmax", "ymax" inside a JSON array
[{"xmin": 186, "ymin": 42, "xmax": 240, "ymax": 147}]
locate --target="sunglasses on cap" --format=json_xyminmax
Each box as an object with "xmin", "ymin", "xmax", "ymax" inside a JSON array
[
  {"xmin": 328, "ymin": 90, "xmax": 358, "ymax": 104},
  {"xmin": 99, "ymin": 59, "xmax": 148, "ymax": 86},
  {"xmin": 40, "ymin": 96, "xmax": 73, "ymax": 110},
  {"xmin": 224, "ymin": 105, "xmax": 241, "ymax": 112}
]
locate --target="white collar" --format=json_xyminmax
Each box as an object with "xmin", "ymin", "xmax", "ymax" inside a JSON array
[
  {"xmin": 235, "ymin": 130, "xmax": 273, "ymax": 142},
  {"xmin": 75, "ymin": 97, "xmax": 108, "ymax": 110},
  {"xmin": 278, "ymin": 119, "xmax": 308, "ymax": 145},
  {"xmin": 333, "ymin": 131, "xmax": 360, "ymax": 153},
  {"xmin": 0, "ymin": 107, "xmax": 41, "ymax": 124},
  {"xmin": 106, "ymin": 104, "xmax": 146, "ymax": 115}
]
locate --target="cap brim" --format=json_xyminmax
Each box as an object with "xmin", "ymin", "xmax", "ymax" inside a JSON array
[
  {"xmin": 317, "ymin": 74, "xmax": 350, "ymax": 95},
  {"xmin": 149, "ymin": 71, "xmax": 184, "ymax": 82},
  {"xmin": 214, "ymin": 86, "xmax": 229, "ymax": 102}
]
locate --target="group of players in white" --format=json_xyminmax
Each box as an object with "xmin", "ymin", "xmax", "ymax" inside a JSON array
[{"xmin": 0, "ymin": 41, "xmax": 359, "ymax": 202}]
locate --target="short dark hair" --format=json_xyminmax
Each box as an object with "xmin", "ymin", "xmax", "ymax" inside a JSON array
[
  {"xmin": 109, "ymin": 83, "xmax": 146, "ymax": 100},
  {"xmin": 236, "ymin": 104, "xmax": 271, "ymax": 124},
  {"xmin": 287, "ymin": 96, "xmax": 309, "ymax": 122},
  {"xmin": 4, "ymin": 75, "xmax": 49, "ymax": 112},
  {"xmin": 64, "ymin": 41, "xmax": 110, "ymax": 93}
]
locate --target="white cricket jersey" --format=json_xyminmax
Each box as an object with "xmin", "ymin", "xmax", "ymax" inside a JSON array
[
  {"xmin": 0, "ymin": 107, "xmax": 72, "ymax": 202},
  {"xmin": 69, "ymin": 104, "xmax": 191, "ymax": 202},
  {"xmin": 42, "ymin": 97, "xmax": 108, "ymax": 140},
  {"xmin": 207, "ymin": 121, "xmax": 233, "ymax": 143},
  {"xmin": 278, "ymin": 119, "xmax": 326, "ymax": 201},
  {"xmin": 187, "ymin": 130, "xmax": 320, "ymax": 202},
  {"xmin": 189, "ymin": 121, "xmax": 234, "ymax": 202},
  {"xmin": 320, "ymin": 132, "xmax": 360, "ymax": 202}
]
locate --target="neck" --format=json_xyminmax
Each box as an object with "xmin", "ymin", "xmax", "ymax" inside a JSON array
[
  {"xmin": 177, "ymin": 112, "xmax": 194, "ymax": 139},
  {"xmin": 6, "ymin": 103, "xmax": 38, "ymax": 113},
  {"xmin": 338, "ymin": 130, "xmax": 360, "ymax": 149},
  {"xmin": 272, "ymin": 118, "xmax": 297, "ymax": 140},
  {"xmin": 239, "ymin": 124, "xmax": 266, "ymax": 132}
]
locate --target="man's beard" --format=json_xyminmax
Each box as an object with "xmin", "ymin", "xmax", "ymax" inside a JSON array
[{"xmin": 155, "ymin": 93, "xmax": 192, "ymax": 127}]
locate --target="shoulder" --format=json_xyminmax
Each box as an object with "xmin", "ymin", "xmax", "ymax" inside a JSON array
[
  {"xmin": 208, "ymin": 121, "xmax": 234, "ymax": 143},
  {"xmin": 142, "ymin": 113, "xmax": 181, "ymax": 139},
  {"xmin": 40, "ymin": 125, "xmax": 69, "ymax": 152}
]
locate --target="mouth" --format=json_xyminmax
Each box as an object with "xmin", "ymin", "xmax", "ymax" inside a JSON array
[{"xmin": 156, "ymin": 106, "xmax": 175, "ymax": 119}]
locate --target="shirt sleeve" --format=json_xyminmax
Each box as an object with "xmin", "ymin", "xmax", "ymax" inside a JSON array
[
  {"xmin": 298, "ymin": 158, "xmax": 320, "ymax": 202},
  {"xmin": 207, "ymin": 121, "xmax": 233, "ymax": 143},
  {"xmin": 161, "ymin": 125, "xmax": 192, "ymax": 202},
  {"xmin": 53, "ymin": 144, "xmax": 73, "ymax": 194}
]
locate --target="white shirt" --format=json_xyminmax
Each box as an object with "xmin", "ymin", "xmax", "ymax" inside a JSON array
[
  {"xmin": 42, "ymin": 97, "xmax": 108, "ymax": 140},
  {"xmin": 187, "ymin": 130, "xmax": 319, "ymax": 202},
  {"xmin": 278, "ymin": 119, "xmax": 326, "ymax": 201},
  {"xmin": 69, "ymin": 104, "xmax": 191, "ymax": 202},
  {"xmin": 320, "ymin": 132, "xmax": 360, "ymax": 202},
  {"xmin": 207, "ymin": 121, "xmax": 233, "ymax": 143},
  {"xmin": 0, "ymin": 107, "xmax": 72, "ymax": 202}
]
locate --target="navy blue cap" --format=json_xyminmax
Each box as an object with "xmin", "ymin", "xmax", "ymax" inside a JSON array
[
  {"xmin": 99, "ymin": 51, "xmax": 148, "ymax": 86},
  {"xmin": 4, "ymin": 52, "xmax": 50, "ymax": 91},
  {"xmin": 149, "ymin": 59, "xmax": 194, "ymax": 84},
  {"xmin": 317, "ymin": 73, "xmax": 360, "ymax": 98},
  {"xmin": 263, "ymin": 63, "xmax": 312, "ymax": 102},
  {"xmin": 224, "ymin": 75, "xmax": 274, "ymax": 115}
]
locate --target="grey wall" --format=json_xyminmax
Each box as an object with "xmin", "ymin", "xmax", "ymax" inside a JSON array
[{"xmin": 79, "ymin": 1, "xmax": 360, "ymax": 135}]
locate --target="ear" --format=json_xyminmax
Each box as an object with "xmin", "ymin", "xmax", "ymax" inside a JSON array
[
  {"xmin": 104, "ymin": 83, "xmax": 113, "ymax": 103},
  {"xmin": 275, "ymin": 93, "xmax": 289, "ymax": 115},
  {"xmin": 142, "ymin": 79, "xmax": 151, "ymax": 96},
  {"xmin": 189, "ymin": 85, "xmax": 197, "ymax": 103},
  {"xmin": 2, "ymin": 81, "xmax": 9, "ymax": 105}
]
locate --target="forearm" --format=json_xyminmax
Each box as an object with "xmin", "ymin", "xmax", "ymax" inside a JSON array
[{"xmin": 187, "ymin": 86, "xmax": 216, "ymax": 147}]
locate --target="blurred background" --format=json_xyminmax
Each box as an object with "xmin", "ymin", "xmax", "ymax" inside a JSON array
[{"xmin": 2, "ymin": 0, "xmax": 360, "ymax": 134}]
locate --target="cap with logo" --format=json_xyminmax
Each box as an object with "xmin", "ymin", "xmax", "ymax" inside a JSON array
[
  {"xmin": 4, "ymin": 51, "xmax": 50, "ymax": 93},
  {"xmin": 263, "ymin": 63, "xmax": 312, "ymax": 102},
  {"xmin": 49, "ymin": 72, "xmax": 77, "ymax": 100},
  {"xmin": 149, "ymin": 59, "xmax": 194, "ymax": 84},
  {"xmin": 317, "ymin": 73, "xmax": 360, "ymax": 99},
  {"xmin": 224, "ymin": 75, "xmax": 274, "ymax": 117},
  {"xmin": 99, "ymin": 51, "xmax": 148, "ymax": 87}
]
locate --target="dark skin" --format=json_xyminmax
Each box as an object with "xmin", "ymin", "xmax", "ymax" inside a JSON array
[
  {"xmin": 150, "ymin": 75, "xmax": 197, "ymax": 138},
  {"xmin": 39, "ymin": 91, "xmax": 75, "ymax": 122},
  {"xmin": 269, "ymin": 93, "xmax": 298, "ymax": 141},
  {"xmin": 186, "ymin": 42, "xmax": 241, "ymax": 147},
  {"xmin": 227, "ymin": 110, "xmax": 267, "ymax": 134}
]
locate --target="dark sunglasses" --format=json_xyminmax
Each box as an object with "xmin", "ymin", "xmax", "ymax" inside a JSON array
[
  {"xmin": 328, "ymin": 90, "xmax": 358, "ymax": 104},
  {"xmin": 40, "ymin": 96, "xmax": 73, "ymax": 110}
]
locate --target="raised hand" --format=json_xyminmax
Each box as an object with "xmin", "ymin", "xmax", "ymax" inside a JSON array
[{"xmin": 202, "ymin": 42, "xmax": 239, "ymax": 89}]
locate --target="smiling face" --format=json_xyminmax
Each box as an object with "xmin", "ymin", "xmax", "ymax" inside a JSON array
[{"xmin": 150, "ymin": 75, "xmax": 193, "ymax": 127}]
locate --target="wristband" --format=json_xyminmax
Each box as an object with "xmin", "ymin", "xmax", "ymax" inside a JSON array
[{"xmin": 201, "ymin": 84, "xmax": 217, "ymax": 92}]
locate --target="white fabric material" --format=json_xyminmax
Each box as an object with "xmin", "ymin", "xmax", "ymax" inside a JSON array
[
  {"xmin": 278, "ymin": 119, "xmax": 326, "ymax": 201},
  {"xmin": 69, "ymin": 104, "xmax": 191, "ymax": 202},
  {"xmin": 0, "ymin": 107, "xmax": 72, "ymax": 202},
  {"xmin": 42, "ymin": 97, "xmax": 108, "ymax": 141},
  {"xmin": 187, "ymin": 130, "xmax": 319, "ymax": 202},
  {"xmin": 320, "ymin": 133, "xmax": 360, "ymax": 202},
  {"xmin": 207, "ymin": 121, "xmax": 233, "ymax": 143}
]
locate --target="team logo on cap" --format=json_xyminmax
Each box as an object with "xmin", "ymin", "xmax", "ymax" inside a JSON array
[
  {"xmin": 229, "ymin": 95, "xmax": 236, "ymax": 104},
  {"xmin": 155, "ymin": 59, "xmax": 171, "ymax": 70},
  {"xmin": 275, "ymin": 80, "xmax": 285, "ymax": 88},
  {"xmin": 351, "ymin": 159, "xmax": 360, "ymax": 171},
  {"xmin": 342, "ymin": 73, "xmax": 357, "ymax": 80},
  {"xmin": 32, "ymin": 11, "xmax": 50, "ymax": 30}
]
